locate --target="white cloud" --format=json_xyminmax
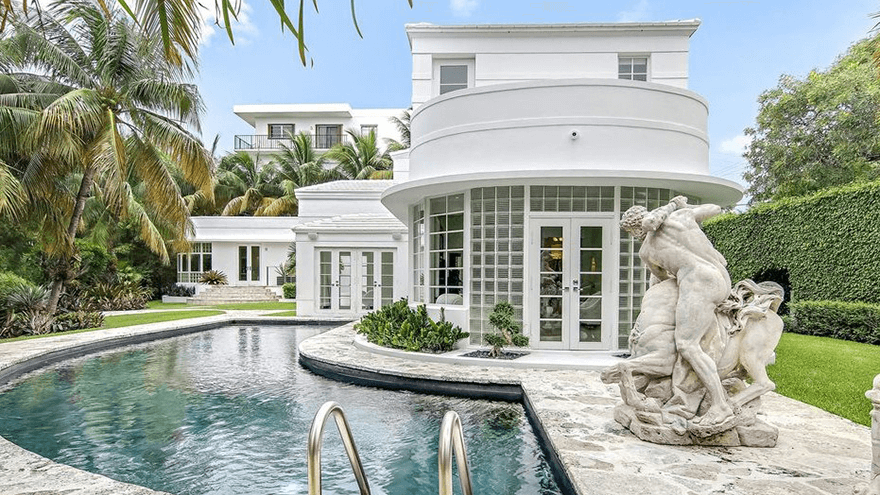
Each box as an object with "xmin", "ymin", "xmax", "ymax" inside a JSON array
[
  {"xmin": 450, "ymin": 0, "xmax": 479, "ymax": 17},
  {"xmin": 199, "ymin": 0, "xmax": 258, "ymax": 47},
  {"xmin": 617, "ymin": 0, "xmax": 650, "ymax": 22},
  {"xmin": 720, "ymin": 134, "xmax": 752, "ymax": 155}
]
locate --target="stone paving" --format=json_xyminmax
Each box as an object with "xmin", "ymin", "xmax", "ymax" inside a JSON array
[
  {"xmin": 0, "ymin": 316, "xmax": 873, "ymax": 495},
  {"xmin": 301, "ymin": 324, "xmax": 874, "ymax": 495}
]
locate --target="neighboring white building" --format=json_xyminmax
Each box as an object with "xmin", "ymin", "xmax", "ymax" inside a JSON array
[
  {"xmin": 232, "ymin": 103, "xmax": 405, "ymax": 160},
  {"xmin": 187, "ymin": 20, "xmax": 744, "ymax": 352}
]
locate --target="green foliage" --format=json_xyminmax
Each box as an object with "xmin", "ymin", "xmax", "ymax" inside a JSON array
[
  {"xmin": 788, "ymin": 300, "xmax": 880, "ymax": 344},
  {"xmin": 52, "ymin": 311, "xmax": 105, "ymax": 333},
  {"xmin": 355, "ymin": 299, "xmax": 468, "ymax": 353},
  {"xmin": 703, "ymin": 181, "xmax": 880, "ymax": 304},
  {"xmin": 485, "ymin": 301, "xmax": 529, "ymax": 357},
  {"xmin": 74, "ymin": 281, "xmax": 154, "ymax": 311},
  {"xmin": 282, "ymin": 283, "xmax": 296, "ymax": 299},
  {"xmin": 0, "ymin": 271, "xmax": 32, "ymax": 301},
  {"xmin": 0, "ymin": 220, "xmax": 43, "ymax": 283},
  {"xmin": 199, "ymin": 270, "xmax": 228, "ymax": 285},
  {"xmin": 743, "ymin": 34, "xmax": 880, "ymax": 201},
  {"xmin": 3, "ymin": 284, "xmax": 52, "ymax": 336},
  {"xmin": 162, "ymin": 284, "xmax": 195, "ymax": 297}
]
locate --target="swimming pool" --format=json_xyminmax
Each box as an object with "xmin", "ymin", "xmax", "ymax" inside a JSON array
[{"xmin": 0, "ymin": 325, "xmax": 562, "ymax": 494}]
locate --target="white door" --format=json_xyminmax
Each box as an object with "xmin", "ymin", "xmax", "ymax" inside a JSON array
[
  {"xmin": 530, "ymin": 218, "xmax": 614, "ymax": 350},
  {"xmin": 318, "ymin": 249, "xmax": 395, "ymax": 314},
  {"xmin": 238, "ymin": 245, "xmax": 261, "ymax": 285}
]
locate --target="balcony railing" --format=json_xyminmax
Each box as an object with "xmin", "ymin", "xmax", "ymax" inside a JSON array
[{"xmin": 234, "ymin": 133, "xmax": 348, "ymax": 151}]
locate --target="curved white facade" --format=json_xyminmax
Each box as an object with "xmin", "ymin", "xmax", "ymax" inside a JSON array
[{"xmin": 409, "ymin": 79, "xmax": 710, "ymax": 180}]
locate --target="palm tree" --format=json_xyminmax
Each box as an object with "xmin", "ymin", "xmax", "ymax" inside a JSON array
[
  {"xmin": 217, "ymin": 151, "xmax": 283, "ymax": 216},
  {"xmin": 259, "ymin": 131, "xmax": 339, "ymax": 216},
  {"xmin": 0, "ymin": 0, "xmax": 413, "ymax": 67},
  {"xmin": 325, "ymin": 129, "xmax": 393, "ymax": 180},
  {"xmin": 0, "ymin": 0, "xmax": 214, "ymax": 314},
  {"xmin": 385, "ymin": 108, "xmax": 412, "ymax": 151}
]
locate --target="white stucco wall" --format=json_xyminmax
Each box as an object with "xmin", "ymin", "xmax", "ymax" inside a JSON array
[
  {"xmin": 407, "ymin": 21, "xmax": 698, "ymax": 108},
  {"xmin": 407, "ymin": 79, "xmax": 709, "ymax": 182}
]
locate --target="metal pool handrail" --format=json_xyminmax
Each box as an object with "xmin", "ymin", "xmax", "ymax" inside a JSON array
[
  {"xmin": 438, "ymin": 410, "xmax": 474, "ymax": 495},
  {"xmin": 307, "ymin": 401, "xmax": 371, "ymax": 495}
]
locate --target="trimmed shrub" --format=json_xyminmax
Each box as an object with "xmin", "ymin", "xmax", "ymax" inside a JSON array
[
  {"xmin": 704, "ymin": 180, "xmax": 880, "ymax": 305},
  {"xmin": 162, "ymin": 284, "xmax": 195, "ymax": 297},
  {"xmin": 355, "ymin": 299, "xmax": 468, "ymax": 353},
  {"xmin": 282, "ymin": 283, "xmax": 296, "ymax": 299},
  {"xmin": 789, "ymin": 300, "xmax": 880, "ymax": 344}
]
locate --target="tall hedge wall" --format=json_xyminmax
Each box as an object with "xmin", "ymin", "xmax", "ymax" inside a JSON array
[{"xmin": 703, "ymin": 181, "xmax": 880, "ymax": 304}]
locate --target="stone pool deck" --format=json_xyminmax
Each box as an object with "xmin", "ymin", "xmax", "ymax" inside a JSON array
[
  {"xmin": 0, "ymin": 316, "xmax": 873, "ymax": 495},
  {"xmin": 301, "ymin": 324, "xmax": 874, "ymax": 495}
]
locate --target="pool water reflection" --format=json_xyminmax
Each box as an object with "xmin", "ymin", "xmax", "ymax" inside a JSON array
[{"xmin": 0, "ymin": 325, "xmax": 561, "ymax": 495}]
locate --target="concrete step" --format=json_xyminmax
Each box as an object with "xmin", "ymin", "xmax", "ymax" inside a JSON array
[{"xmin": 188, "ymin": 285, "xmax": 281, "ymax": 305}]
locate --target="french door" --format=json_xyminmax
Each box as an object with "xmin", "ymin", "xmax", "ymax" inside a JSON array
[
  {"xmin": 318, "ymin": 249, "xmax": 394, "ymax": 314},
  {"xmin": 530, "ymin": 218, "xmax": 614, "ymax": 350},
  {"xmin": 238, "ymin": 245, "xmax": 261, "ymax": 284}
]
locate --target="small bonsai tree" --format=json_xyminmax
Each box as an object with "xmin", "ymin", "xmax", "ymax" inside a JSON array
[{"xmin": 485, "ymin": 301, "xmax": 529, "ymax": 357}]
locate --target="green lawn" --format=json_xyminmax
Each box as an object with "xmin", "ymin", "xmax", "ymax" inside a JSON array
[
  {"xmin": 146, "ymin": 300, "xmax": 296, "ymax": 311},
  {"xmin": 262, "ymin": 310, "xmax": 298, "ymax": 317},
  {"xmin": 1, "ymin": 310, "xmax": 224, "ymax": 343},
  {"xmin": 768, "ymin": 332, "xmax": 880, "ymax": 426}
]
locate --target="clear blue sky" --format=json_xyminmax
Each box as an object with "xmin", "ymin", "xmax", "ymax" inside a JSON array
[{"xmin": 195, "ymin": 0, "xmax": 878, "ymax": 191}]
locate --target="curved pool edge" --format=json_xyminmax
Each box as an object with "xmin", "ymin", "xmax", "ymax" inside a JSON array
[
  {"xmin": 299, "ymin": 344, "xmax": 578, "ymax": 495},
  {"xmin": 0, "ymin": 315, "xmax": 349, "ymax": 495},
  {"xmin": 0, "ymin": 316, "xmax": 873, "ymax": 495},
  {"xmin": 299, "ymin": 324, "xmax": 875, "ymax": 495}
]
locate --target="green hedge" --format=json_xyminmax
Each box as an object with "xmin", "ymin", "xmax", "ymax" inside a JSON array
[
  {"xmin": 788, "ymin": 300, "xmax": 880, "ymax": 344},
  {"xmin": 703, "ymin": 180, "xmax": 880, "ymax": 304}
]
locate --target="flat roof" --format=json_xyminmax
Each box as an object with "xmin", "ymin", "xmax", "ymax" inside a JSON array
[
  {"xmin": 232, "ymin": 104, "xmax": 403, "ymax": 127},
  {"xmin": 405, "ymin": 20, "xmax": 701, "ymax": 45}
]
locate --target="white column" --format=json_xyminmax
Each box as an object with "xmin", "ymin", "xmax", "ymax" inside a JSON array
[{"xmin": 868, "ymin": 374, "xmax": 880, "ymax": 495}]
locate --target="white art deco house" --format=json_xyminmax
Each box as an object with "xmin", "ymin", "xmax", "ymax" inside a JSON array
[{"xmin": 190, "ymin": 19, "xmax": 744, "ymax": 353}]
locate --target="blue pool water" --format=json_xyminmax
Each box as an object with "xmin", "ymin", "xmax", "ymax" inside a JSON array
[{"xmin": 0, "ymin": 325, "xmax": 562, "ymax": 494}]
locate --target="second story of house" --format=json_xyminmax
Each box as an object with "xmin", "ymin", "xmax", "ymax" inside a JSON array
[
  {"xmin": 232, "ymin": 103, "xmax": 405, "ymax": 153},
  {"xmin": 406, "ymin": 20, "xmax": 700, "ymax": 109}
]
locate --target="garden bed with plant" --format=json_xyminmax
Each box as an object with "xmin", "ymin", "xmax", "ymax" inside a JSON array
[{"xmin": 355, "ymin": 299, "xmax": 467, "ymax": 353}]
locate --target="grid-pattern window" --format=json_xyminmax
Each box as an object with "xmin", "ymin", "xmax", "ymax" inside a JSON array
[
  {"xmin": 530, "ymin": 186, "xmax": 615, "ymax": 212},
  {"xmin": 315, "ymin": 124, "xmax": 343, "ymax": 149},
  {"xmin": 412, "ymin": 204, "xmax": 426, "ymax": 303},
  {"xmin": 469, "ymin": 187, "xmax": 525, "ymax": 344},
  {"xmin": 360, "ymin": 124, "xmax": 378, "ymax": 136},
  {"xmin": 268, "ymin": 124, "xmax": 294, "ymax": 139},
  {"xmin": 618, "ymin": 56, "xmax": 648, "ymax": 81},
  {"xmin": 618, "ymin": 187, "xmax": 699, "ymax": 349},
  {"xmin": 429, "ymin": 194, "xmax": 465, "ymax": 304},
  {"xmin": 439, "ymin": 65, "xmax": 468, "ymax": 95},
  {"xmin": 177, "ymin": 243, "xmax": 212, "ymax": 283}
]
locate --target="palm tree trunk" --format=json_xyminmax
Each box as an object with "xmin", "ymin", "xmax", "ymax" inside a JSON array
[{"xmin": 46, "ymin": 165, "xmax": 97, "ymax": 315}]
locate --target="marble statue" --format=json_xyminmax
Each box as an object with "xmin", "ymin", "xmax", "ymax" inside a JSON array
[
  {"xmin": 867, "ymin": 374, "xmax": 880, "ymax": 495},
  {"xmin": 601, "ymin": 196, "xmax": 785, "ymax": 447}
]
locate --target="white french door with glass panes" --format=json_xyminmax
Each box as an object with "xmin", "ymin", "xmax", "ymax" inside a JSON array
[
  {"xmin": 529, "ymin": 218, "xmax": 615, "ymax": 350},
  {"xmin": 318, "ymin": 249, "xmax": 394, "ymax": 314},
  {"xmin": 238, "ymin": 245, "xmax": 261, "ymax": 284}
]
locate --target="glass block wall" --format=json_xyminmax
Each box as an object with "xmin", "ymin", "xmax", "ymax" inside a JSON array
[
  {"xmin": 617, "ymin": 187, "xmax": 700, "ymax": 349},
  {"xmin": 469, "ymin": 186, "xmax": 526, "ymax": 344},
  {"xmin": 530, "ymin": 186, "xmax": 615, "ymax": 212}
]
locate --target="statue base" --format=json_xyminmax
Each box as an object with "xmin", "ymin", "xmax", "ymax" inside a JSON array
[{"xmin": 613, "ymin": 403, "xmax": 778, "ymax": 447}]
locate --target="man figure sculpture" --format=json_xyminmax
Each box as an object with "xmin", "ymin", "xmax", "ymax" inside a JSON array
[{"xmin": 620, "ymin": 196, "xmax": 734, "ymax": 430}]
